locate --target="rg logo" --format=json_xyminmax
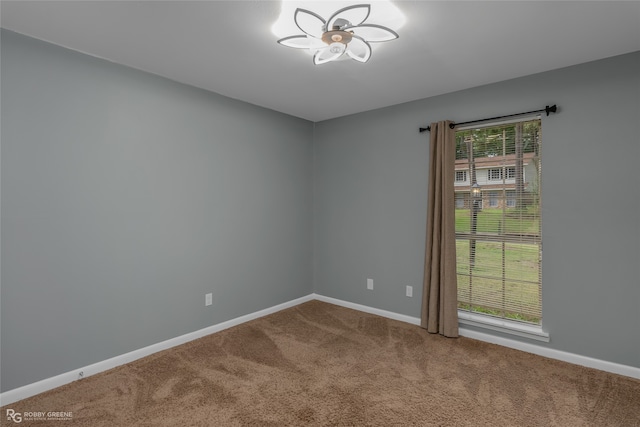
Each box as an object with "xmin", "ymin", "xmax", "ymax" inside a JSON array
[{"xmin": 6, "ymin": 409, "xmax": 22, "ymax": 423}]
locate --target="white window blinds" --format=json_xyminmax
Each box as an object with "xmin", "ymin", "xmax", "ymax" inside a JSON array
[{"xmin": 454, "ymin": 117, "xmax": 542, "ymax": 324}]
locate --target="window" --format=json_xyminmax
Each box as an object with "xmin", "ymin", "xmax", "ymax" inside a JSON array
[
  {"xmin": 454, "ymin": 118, "xmax": 542, "ymax": 326},
  {"xmin": 488, "ymin": 167, "xmax": 515, "ymax": 181},
  {"xmin": 488, "ymin": 191, "xmax": 499, "ymax": 207},
  {"xmin": 456, "ymin": 170, "xmax": 467, "ymax": 182},
  {"xmin": 487, "ymin": 168, "xmax": 503, "ymax": 181}
]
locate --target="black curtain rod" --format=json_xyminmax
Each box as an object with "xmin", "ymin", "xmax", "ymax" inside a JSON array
[{"xmin": 419, "ymin": 105, "xmax": 557, "ymax": 133}]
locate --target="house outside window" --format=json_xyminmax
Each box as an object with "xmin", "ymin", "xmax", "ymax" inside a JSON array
[{"xmin": 456, "ymin": 170, "xmax": 467, "ymax": 182}]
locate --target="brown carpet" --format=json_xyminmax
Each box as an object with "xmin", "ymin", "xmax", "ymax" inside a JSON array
[{"xmin": 3, "ymin": 300, "xmax": 639, "ymax": 426}]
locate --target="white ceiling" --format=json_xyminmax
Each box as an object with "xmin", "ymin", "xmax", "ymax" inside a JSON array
[{"xmin": 2, "ymin": 1, "xmax": 639, "ymax": 122}]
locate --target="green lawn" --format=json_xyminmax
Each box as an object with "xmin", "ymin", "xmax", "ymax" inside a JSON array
[
  {"xmin": 455, "ymin": 210, "xmax": 541, "ymax": 323},
  {"xmin": 455, "ymin": 207, "xmax": 540, "ymax": 235}
]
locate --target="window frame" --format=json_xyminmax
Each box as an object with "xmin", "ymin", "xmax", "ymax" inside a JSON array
[{"xmin": 454, "ymin": 115, "xmax": 546, "ymax": 340}]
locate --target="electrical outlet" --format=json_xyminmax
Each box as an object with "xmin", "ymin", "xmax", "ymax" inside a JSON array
[
  {"xmin": 406, "ymin": 286, "xmax": 413, "ymax": 297},
  {"xmin": 205, "ymin": 293, "xmax": 213, "ymax": 306},
  {"xmin": 367, "ymin": 278, "xmax": 374, "ymax": 290}
]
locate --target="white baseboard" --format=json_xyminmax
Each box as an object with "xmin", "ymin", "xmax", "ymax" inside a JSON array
[
  {"xmin": 0, "ymin": 294, "xmax": 314, "ymax": 406},
  {"xmin": 313, "ymin": 294, "xmax": 640, "ymax": 380},
  {"xmin": 313, "ymin": 294, "xmax": 422, "ymax": 326},
  {"xmin": 457, "ymin": 327, "xmax": 640, "ymax": 380},
  {"xmin": 3, "ymin": 293, "xmax": 638, "ymax": 406}
]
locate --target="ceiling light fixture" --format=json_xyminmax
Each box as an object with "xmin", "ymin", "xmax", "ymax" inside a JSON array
[{"xmin": 276, "ymin": 4, "xmax": 399, "ymax": 65}]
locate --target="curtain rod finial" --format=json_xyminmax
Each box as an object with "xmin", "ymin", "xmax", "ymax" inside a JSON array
[
  {"xmin": 419, "ymin": 127, "xmax": 430, "ymax": 133},
  {"xmin": 545, "ymin": 105, "xmax": 557, "ymax": 115}
]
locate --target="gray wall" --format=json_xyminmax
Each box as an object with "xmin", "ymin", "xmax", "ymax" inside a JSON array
[
  {"xmin": 314, "ymin": 51, "xmax": 640, "ymax": 368},
  {"xmin": 2, "ymin": 29, "xmax": 639, "ymax": 394},
  {"xmin": 1, "ymin": 30, "xmax": 313, "ymax": 392}
]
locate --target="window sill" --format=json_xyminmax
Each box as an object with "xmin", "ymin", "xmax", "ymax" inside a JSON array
[{"xmin": 458, "ymin": 310, "xmax": 550, "ymax": 342}]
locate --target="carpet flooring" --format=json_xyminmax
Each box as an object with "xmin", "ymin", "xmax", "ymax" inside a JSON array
[{"xmin": 3, "ymin": 300, "xmax": 639, "ymax": 426}]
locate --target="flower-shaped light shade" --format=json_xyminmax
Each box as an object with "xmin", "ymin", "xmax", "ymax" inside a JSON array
[{"xmin": 277, "ymin": 4, "xmax": 399, "ymax": 65}]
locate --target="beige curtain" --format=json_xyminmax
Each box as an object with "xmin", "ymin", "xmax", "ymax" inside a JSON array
[{"xmin": 421, "ymin": 120, "xmax": 459, "ymax": 337}]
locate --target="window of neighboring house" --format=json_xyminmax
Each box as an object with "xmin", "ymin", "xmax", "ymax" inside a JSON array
[
  {"xmin": 488, "ymin": 168, "xmax": 503, "ymax": 181},
  {"xmin": 456, "ymin": 170, "xmax": 467, "ymax": 182},
  {"xmin": 455, "ymin": 193, "xmax": 465, "ymax": 209},
  {"xmin": 488, "ymin": 191, "xmax": 499, "ymax": 207},
  {"xmin": 454, "ymin": 117, "xmax": 543, "ymax": 330}
]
